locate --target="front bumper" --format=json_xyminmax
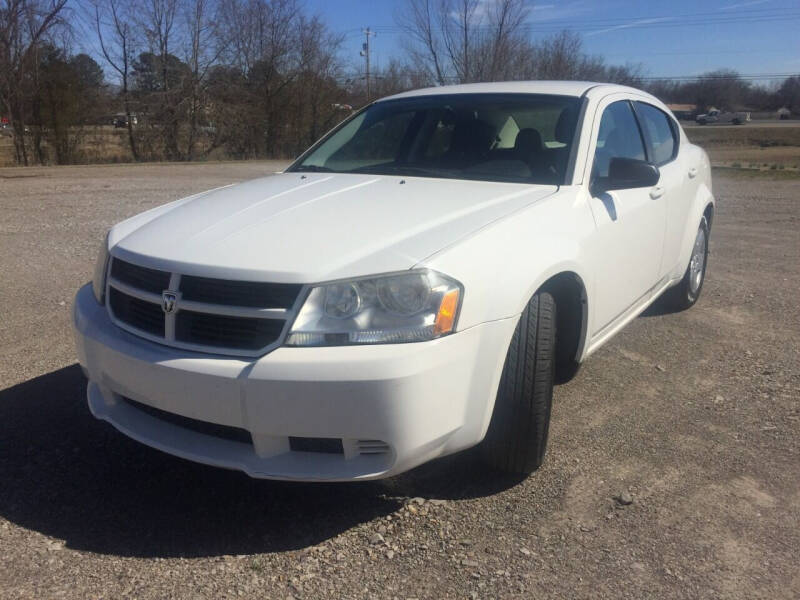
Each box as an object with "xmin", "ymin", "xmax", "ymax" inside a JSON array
[{"xmin": 73, "ymin": 284, "xmax": 516, "ymax": 481}]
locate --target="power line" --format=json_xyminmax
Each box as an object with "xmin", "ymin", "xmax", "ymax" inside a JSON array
[
  {"xmin": 358, "ymin": 6, "xmax": 800, "ymax": 36},
  {"xmin": 333, "ymin": 71, "xmax": 798, "ymax": 85},
  {"xmin": 638, "ymin": 73, "xmax": 799, "ymax": 81}
]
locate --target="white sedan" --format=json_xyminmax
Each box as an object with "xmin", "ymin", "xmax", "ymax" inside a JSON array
[{"xmin": 73, "ymin": 81, "xmax": 714, "ymax": 480}]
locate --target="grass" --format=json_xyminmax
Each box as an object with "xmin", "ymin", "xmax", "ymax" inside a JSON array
[
  {"xmin": 684, "ymin": 125, "xmax": 800, "ymax": 148},
  {"xmin": 712, "ymin": 165, "xmax": 800, "ymax": 179},
  {"xmin": 685, "ymin": 125, "xmax": 800, "ymax": 173}
]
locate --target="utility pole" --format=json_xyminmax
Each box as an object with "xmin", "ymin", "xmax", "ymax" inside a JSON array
[{"xmin": 360, "ymin": 27, "xmax": 376, "ymax": 101}]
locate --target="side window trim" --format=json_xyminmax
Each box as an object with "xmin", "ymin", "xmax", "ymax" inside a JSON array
[
  {"xmin": 631, "ymin": 101, "xmax": 680, "ymax": 166},
  {"xmin": 626, "ymin": 99, "xmax": 651, "ymax": 164},
  {"xmin": 590, "ymin": 99, "xmax": 649, "ymax": 183}
]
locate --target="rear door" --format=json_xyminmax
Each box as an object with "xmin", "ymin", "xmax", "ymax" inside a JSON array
[
  {"xmin": 585, "ymin": 98, "xmax": 666, "ymax": 336},
  {"xmin": 633, "ymin": 101, "xmax": 690, "ymax": 279}
]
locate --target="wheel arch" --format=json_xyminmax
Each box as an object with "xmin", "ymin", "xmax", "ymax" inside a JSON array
[
  {"xmin": 703, "ymin": 201, "xmax": 714, "ymax": 230},
  {"xmin": 539, "ymin": 271, "xmax": 589, "ymax": 383},
  {"xmin": 675, "ymin": 179, "xmax": 715, "ymax": 279}
]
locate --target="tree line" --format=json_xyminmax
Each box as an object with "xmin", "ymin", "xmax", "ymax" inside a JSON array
[{"xmin": 1, "ymin": 0, "xmax": 798, "ymax": 166}]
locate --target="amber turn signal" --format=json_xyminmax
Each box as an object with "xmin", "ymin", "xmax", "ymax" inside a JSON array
[{"xmin": 433, "ymin": 288, "xmax": 460, "ymax": 335}]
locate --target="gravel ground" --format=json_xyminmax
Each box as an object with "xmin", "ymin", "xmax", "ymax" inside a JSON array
[{"xmin": 1, "ymin": 162, "xmax": 798, "ymax": 599}]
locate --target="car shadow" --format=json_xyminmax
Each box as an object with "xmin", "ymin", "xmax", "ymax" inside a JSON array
[
  {"xmin": 639, "ymin": 292, "xmax": 681, "ymax": 317},
  {"xmin": 0, "ymin": 364, "xmax": 522, "ymax": 558}
]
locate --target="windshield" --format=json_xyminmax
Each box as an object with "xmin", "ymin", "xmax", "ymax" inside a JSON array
[{"xmin": 289, "ymin": 93, "xmax": 582, "ymax": 185}]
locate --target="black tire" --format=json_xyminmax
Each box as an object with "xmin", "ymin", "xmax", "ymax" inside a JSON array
[
  {"xmin": 480, "ymin": 292, "xmax": 556, "ymax": 474},
  {"xmin": 732, "ymin": 118, "xmax": 742, "ymax": 125},
  {"xmin": 663, "ymin": 216, "xmax": 709, "ymax": 311}
]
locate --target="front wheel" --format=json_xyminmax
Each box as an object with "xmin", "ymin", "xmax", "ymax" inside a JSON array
[
  {"xmin": 664, "ymin": 216, "xmax": 709, "ymax": 311},
  {"xmin": 480, "ymin": 292, "xmax": 556, "ymax": 474}
]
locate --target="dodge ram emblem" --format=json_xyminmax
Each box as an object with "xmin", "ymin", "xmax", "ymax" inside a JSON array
[{"xmin": 162, "ymin": 291, "xmax": 178, "ymax": 314}]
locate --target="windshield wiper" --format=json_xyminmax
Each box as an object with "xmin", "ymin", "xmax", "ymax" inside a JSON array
[
  {"xmin": 293, "ymin": 164, "xmax": 336, "ymax": 173},
  {"xmin": 353, "ymin": 164, "xmax": 455, "ymax": 178}
]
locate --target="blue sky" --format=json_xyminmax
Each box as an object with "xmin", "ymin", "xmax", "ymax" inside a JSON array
[{"xmin": 306, "ymin": 0, "xmax": 800, "ymax": 82}]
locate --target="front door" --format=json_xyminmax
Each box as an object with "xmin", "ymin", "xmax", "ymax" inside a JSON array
[{"xmin": 585, "ymin": 99, "xmax": 666, "ymax": 336}]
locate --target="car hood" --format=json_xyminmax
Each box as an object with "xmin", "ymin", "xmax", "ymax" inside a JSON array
[{"xmin": 111, "ymin": 173, "xmax": 557, "ymax": 283}]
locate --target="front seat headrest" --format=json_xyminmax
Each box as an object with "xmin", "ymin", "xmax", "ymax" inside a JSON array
[
  {"xmin": 514, "ymin": 128, "xmax": 543, "ymax": 155},
  {"xmin": 555, "ymin": 105, "xmax": 579, "ymax": 144}
]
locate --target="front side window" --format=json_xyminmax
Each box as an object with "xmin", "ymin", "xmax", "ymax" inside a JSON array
[
  {"xmin": 593, "ymin": 100, "xmax": 646, "ymax": 179},
  {"xmin": 634, "ymin": 102, "xmax": 678, "ymax": 165},
  {"xmin": 290, "ymin": 94, "xmax": 582, "ymax": 185}
]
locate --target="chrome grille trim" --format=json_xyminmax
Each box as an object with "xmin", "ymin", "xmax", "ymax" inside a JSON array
[
  {"xmin": 108, "ymin": 277, "xmax": 163, "ymax": 304},
  {"xmin": 175, "ymin": 299, "xmax": 289, "ymax": 319},
  {"xmin": 106, "ymin": 257, "xmax": 305, "ymax": 357}
]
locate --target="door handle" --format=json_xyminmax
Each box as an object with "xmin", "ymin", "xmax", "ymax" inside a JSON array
[
  {"xmin": 649, "ymin": 186, "xmax": 664, "ymax": 200},
  {"xmin": 688, "ymin": 167, "xmax": 698, "ymax": 178}
]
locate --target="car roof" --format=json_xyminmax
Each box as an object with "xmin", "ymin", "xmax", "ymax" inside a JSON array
[{"xmin": 379, "ymin": 81, "xmax": 640, "ymax": 102}]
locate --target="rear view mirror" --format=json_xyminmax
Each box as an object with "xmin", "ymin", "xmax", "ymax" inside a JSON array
[{"xmin": 596, "ymin": 157, "xmax": 660, "ymax": 192}]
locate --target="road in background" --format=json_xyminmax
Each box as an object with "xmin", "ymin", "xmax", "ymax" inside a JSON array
[{"xmin": 683, "ymin": 119, "xmax": 800, "ymax": 128}]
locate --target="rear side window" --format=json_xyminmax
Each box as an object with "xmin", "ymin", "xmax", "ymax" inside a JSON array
[
  {"xmin": 634, "ymin": 102, "xmax": 678, "ymax": 165},
  {"xmin": 593, "ymin": 100, "xmax": 646, "ymax": 178}
]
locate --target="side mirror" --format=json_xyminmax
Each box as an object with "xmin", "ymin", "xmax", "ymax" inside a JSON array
[{"xmin": 596, "ymin": 157, "xmax": 660, "ymax": 192}]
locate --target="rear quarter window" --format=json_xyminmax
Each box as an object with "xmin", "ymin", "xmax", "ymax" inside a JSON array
[{"xmin": 634, "ymin": 102, "xmax": 678, "ymax": 165}]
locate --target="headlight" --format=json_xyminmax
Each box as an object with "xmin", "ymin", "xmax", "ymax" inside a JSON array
[
  {"xmin": 286, "ymin": 270, "xmax": 462, "ymax": 346},
  {"xmin": 92, "ymin": 232, "xmax": 110, "ymax": 304}
]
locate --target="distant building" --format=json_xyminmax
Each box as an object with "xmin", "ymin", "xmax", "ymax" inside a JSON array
[{"xmin": 666, "ymin": 104, "xmax": 697, "ymax": 120}]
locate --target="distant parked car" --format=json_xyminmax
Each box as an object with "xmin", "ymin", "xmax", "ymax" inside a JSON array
[
  {"xmin": 113, "ymin": 114, "xmax": 138, "ymax": 128},
  {"xmin": 74, "ymin": 81, "xmax": 715, "ymax": 481},
  {"xmin": 695, "ymin": 109, "xmax": 750, "ymax": 125}
]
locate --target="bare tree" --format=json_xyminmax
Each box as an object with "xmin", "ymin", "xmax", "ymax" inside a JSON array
[
  {"xmin": 439, "ymin": 0, "xmax": 480, "ymax": 83},
  {"xmin": 396, "ymin": 0, "xmax": 447, "ymax": 85},
  {"xmin": 530, "ymin": 30, "xmax": 584, "ymax": 80},
  {"xmin": 220, "ymin": 0, "xmax": 304, "ymax": 156},
  {"xmin": 293, "ymin": 14, "xmax": 344, "ymax": 148},
  {"xmin": 91, "ymin": 0, "xmax": 139, "ymax": 160},
  {"xmin": 777, "ymin": 75, "xmax": 800, "ymax": 113},
  {"xmin": 484, "ymin": 0, "xmax": 528, "ymax": 80},
  {"xmin": 398, "ymin": 0, "xmax": 531, "ymax": 84},
  {"xmin": 138, "ymin": 0, "xmax": 180, "ymax": 158},
  {"xmin": 691, "ymin": 69, "xmax": 750, "ymax": 111},
  {"xmin": 183, "ymin": 0, "xmax": 227, "ymax": 159},
  {"xmin": 0, "ymin": 0, "xmax": 68, "ymax": 165},
  {"xmin": 370, "ymin": 59, "xmax": 433, "ymax": 97}
]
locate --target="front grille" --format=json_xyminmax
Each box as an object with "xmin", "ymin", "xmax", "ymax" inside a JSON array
[
  {"xmin": 180, "ymin": 275, "xmax": 301, "ymax": 309},
  {"xmin": 109, "ymin": 287, "xmax": 165, "ymax": 336},
  {"xmin": 106, "ymin": 257, "xmax": 301, "ymax": 355},
  {"xmin": 176, "ymin": 310, "xmax": 284, "ymax": 350},
  {"xmin": 111, "ymin": 258, "xmax": 171, "ymax": 293},
  {"xmin": 122, "ymin": 397, "xmax": 252, "ymax": 445}
]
